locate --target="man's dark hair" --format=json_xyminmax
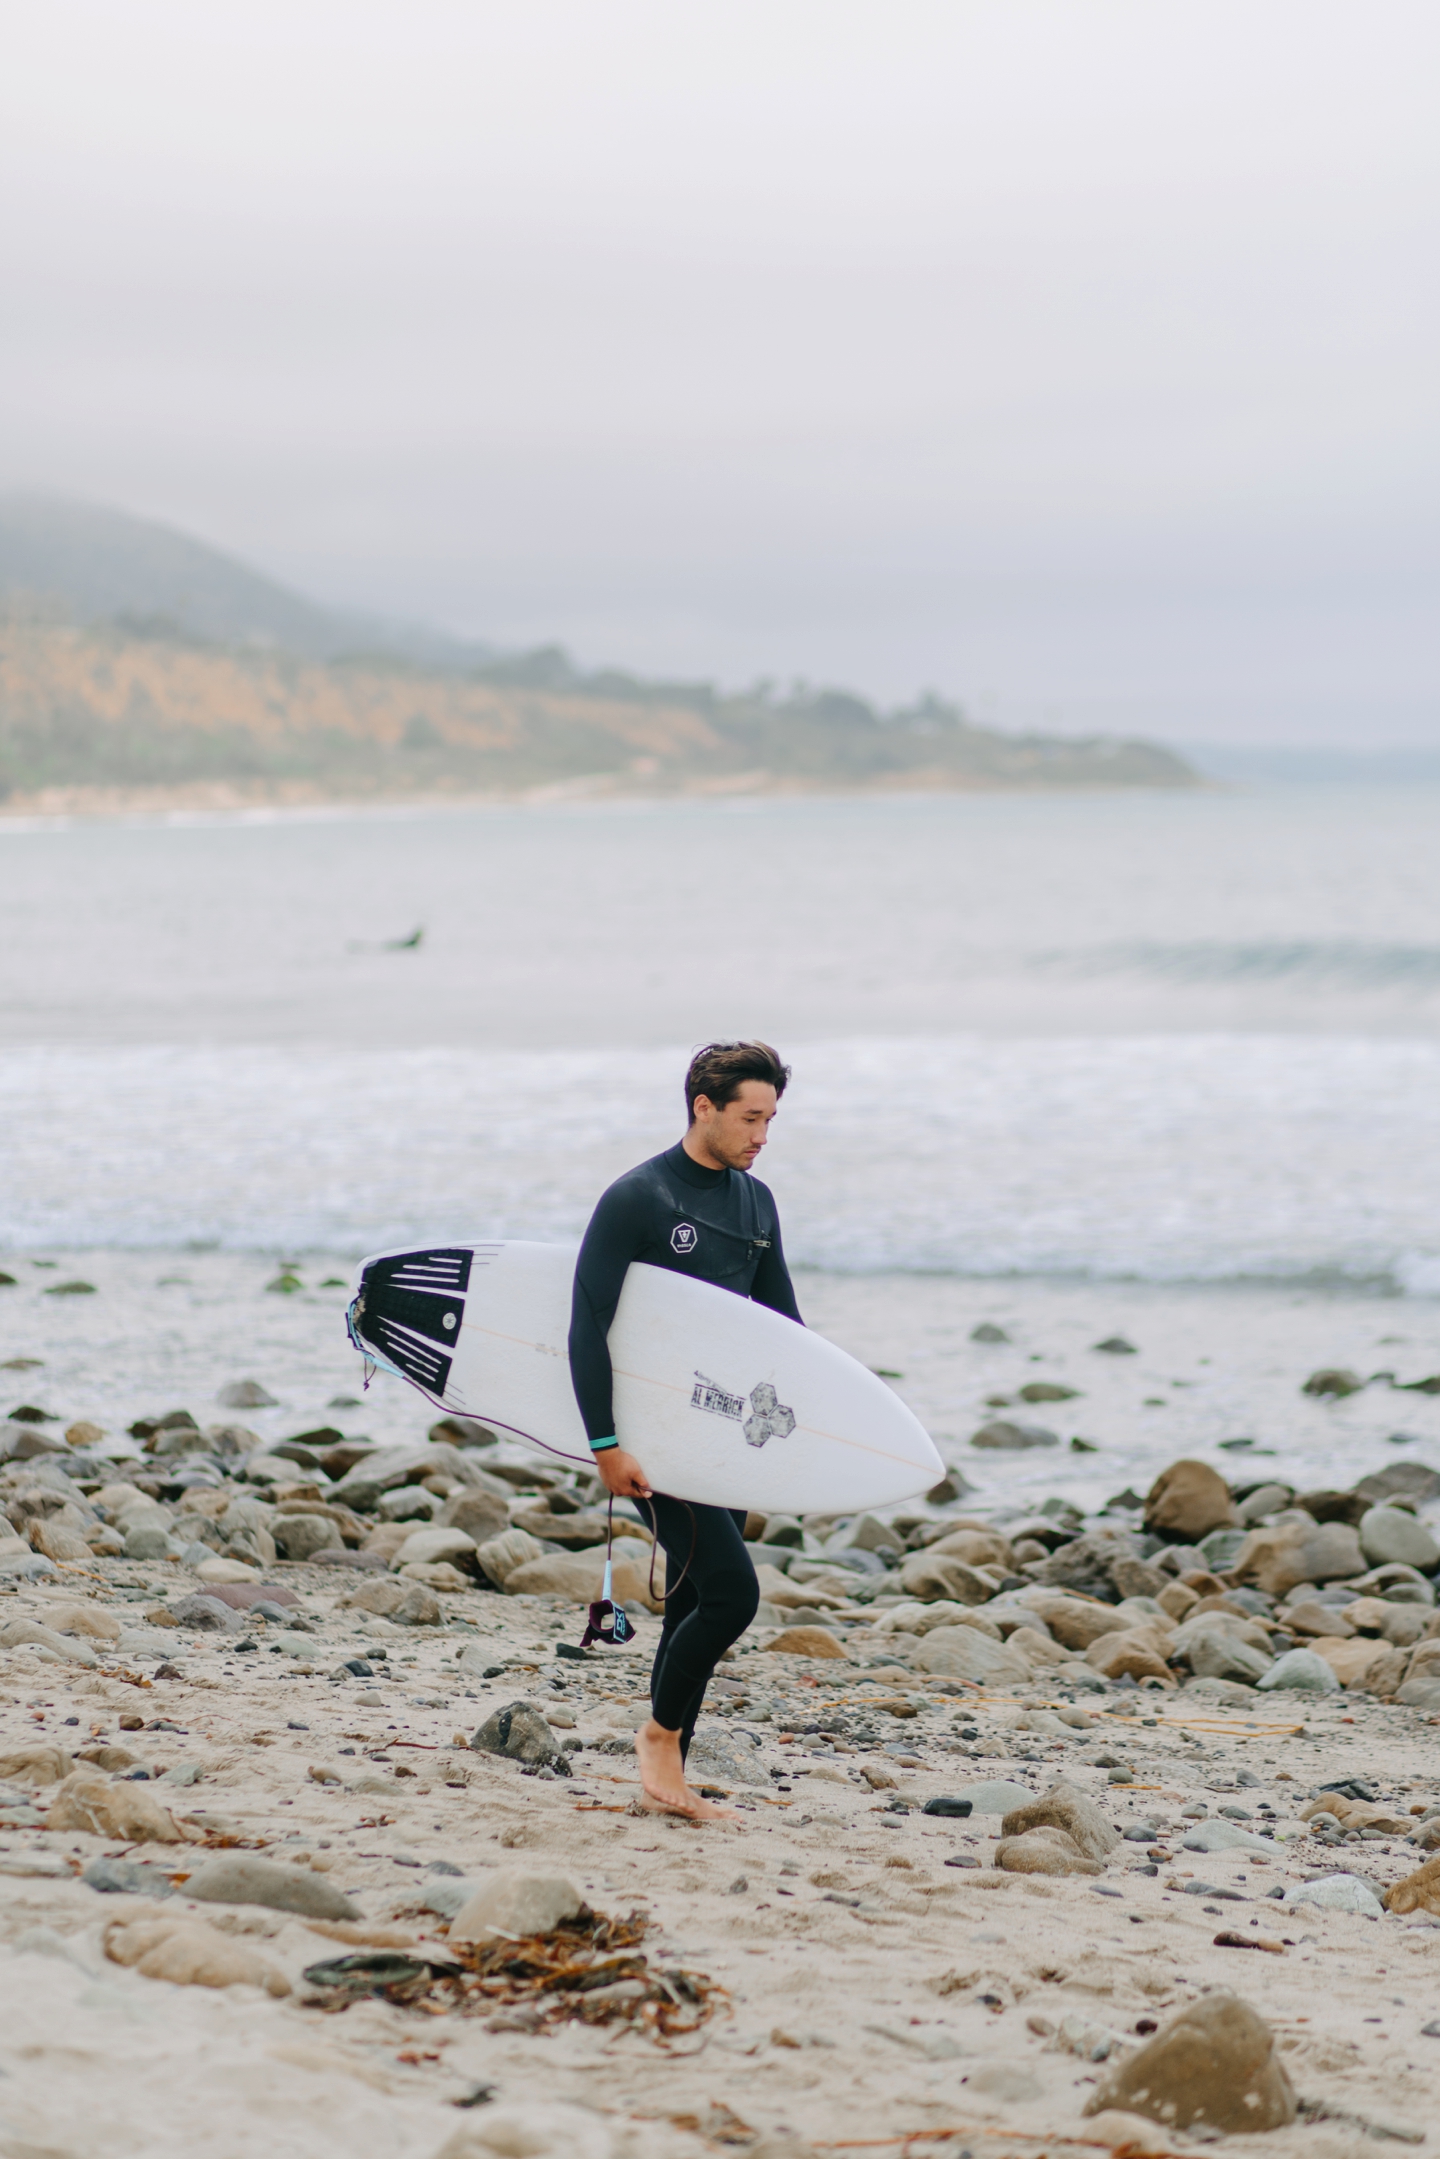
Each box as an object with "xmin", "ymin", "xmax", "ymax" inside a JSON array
[{"xmin": 685, "ymin": 1040, "xmax": 791, "ymax": 1121}]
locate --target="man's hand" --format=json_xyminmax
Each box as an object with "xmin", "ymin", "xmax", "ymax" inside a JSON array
[{"xmin": 594, "ymin": 1447, "xmax": 653, "ymax": 1501}]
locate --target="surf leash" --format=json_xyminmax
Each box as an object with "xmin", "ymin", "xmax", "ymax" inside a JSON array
[
  {"xmin": 577, "ymin": 1492, "xmax": 697, "ymax": 1649},
  {"xmin": 580, "ymin": 1497, "xmax": 636, "ymax": 1649},
  {"xmin": 634, "ymin": 1493, "xmax": 696, "ymax": 1605},
  {"xmin": 344, "ymin": 1289, "xmax": 409, "ymax": 1391}
]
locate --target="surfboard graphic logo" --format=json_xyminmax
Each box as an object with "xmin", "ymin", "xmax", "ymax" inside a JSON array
[
  {"xmin": 691, "ymin": 1372, "xmax": 745, "ymax": 1420},
  {"xmin": 691, "ymin": 1372, "xmax": 795, "ymax": 1448},
  {"xmin": 744, "ymin": 1381, "xmax": 796, "ymax": 1450}
]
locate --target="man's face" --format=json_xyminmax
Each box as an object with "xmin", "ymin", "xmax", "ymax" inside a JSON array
[{"xmin": 690, "ymin": 1080, "xmax": 778, "ymax": 1171}]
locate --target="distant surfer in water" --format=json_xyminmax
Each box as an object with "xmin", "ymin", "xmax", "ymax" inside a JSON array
[{"xmin": 569, "ymin": 1040, "xmax": 801, "ymax": 1820}]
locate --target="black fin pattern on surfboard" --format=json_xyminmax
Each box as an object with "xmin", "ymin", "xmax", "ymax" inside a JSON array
[{"xmin": 350, "ymin": 1247, "xmax": 472, "ymax": 1397}]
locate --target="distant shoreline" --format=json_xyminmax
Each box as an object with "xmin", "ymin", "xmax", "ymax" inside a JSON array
[{"xmin": 0, "ymin": 769, "xmax": 1217, "ymax": 825}]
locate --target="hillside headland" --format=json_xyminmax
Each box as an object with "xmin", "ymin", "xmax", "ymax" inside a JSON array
[{"xmin": 0, "ymin": 496, "xmax": 1197, "ymax": 813}]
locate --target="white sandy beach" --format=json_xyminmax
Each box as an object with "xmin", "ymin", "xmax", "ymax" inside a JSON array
[{"xmin": 1, "ymin": 1259, "xmax": 1439, "ymax": 2157}]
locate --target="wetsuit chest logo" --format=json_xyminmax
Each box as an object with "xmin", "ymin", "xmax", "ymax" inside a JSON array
[{"xmin": 670, "ymin": 1222, "xmax": 698, "ymax": 1255}]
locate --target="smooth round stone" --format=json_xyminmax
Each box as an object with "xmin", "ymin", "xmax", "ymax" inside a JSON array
[
  {"xmin": 123, "ymin": 1525, "xmax": 173, "ymax": 1560},
  {"xmin": 1286, "ymin": 1873, "xmax": 1384, "ymax": 1919},
  {"xmin": 1257, "ymin": 1647, "xmax": 1341, "ymax": 1693},
  {"xmin": 946, "ymin": 1778, "xmax": 1037, "ymax": 1813},
  {"xmin": 1359, "ymin": 1507, "xmax": 1440, "ymax": 1572}
]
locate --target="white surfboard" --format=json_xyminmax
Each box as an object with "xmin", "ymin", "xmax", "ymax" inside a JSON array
[{"xmin": 346, "ymin": 1240, "xmax": 943, "ymax": 1513}]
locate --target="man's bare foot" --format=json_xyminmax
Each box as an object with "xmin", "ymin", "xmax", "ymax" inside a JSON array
[
  {"xmin": 634, "ymin": 1719, "xmax": 742, "ymax": 1822},
  {"xmin": 637, "ymin": 1789, "xmax": 742, "ymax": 1822},
  {"xmin": 634, "ymin": 1718, "xmax": 694, "ymax": 1810}
]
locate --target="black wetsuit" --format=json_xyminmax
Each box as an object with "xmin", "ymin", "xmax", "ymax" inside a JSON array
[{"xmin": 568, "ymin": 1141, "xmax": 802, "ymax": 1753}]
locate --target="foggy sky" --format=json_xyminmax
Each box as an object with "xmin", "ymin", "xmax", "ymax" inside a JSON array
[{"xmin": 2, "ymin": 1, "xmax": 1436, "ymax": 744}]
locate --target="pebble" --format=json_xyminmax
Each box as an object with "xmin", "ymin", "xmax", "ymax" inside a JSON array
[{"xmin": 83, "ymin": 1857, "xmax": 177, "ymax": 1898}]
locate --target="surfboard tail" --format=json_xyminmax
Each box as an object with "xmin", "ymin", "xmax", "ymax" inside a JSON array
[{"xmin": 347, "ymin": 1247, "xmax": 473, "ymax": 1404}]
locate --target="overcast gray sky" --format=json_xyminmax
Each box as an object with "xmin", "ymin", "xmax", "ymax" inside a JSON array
[{"xmin": 3, "ymin": 1, "xmax": 1436, "ymax": 743}]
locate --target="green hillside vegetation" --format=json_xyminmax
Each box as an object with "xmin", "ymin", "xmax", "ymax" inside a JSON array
[{"xmin": 0, "ymin": 497, "xmax": 1198, "ymax": 802}]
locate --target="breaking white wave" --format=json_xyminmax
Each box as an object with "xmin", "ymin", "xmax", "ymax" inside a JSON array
[{"xmin": 2, "ymin": 1032, "xmax": 1438, "ymax": 1294}]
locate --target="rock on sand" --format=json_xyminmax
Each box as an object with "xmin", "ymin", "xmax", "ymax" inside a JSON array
[
  {"xmin": 1084, "ymin": 1993, "xmax": 1296, "ymax": 2132},
  {"xmin": 185, "ymin": 1854, "xmax": 359, "ymax": 1920},
  {"xmin": 448, "ymin": 1872, "xmax": 585, "ymax": 1943},
  {"xmin": 1000, "ymin": 1780, "xmax": 1120, "ymax": 1860},
  {"xmin": 45, "ymin": 1766, "xmax": 181, "ymax": 1842},
  {"xmin": 104, "ymin": 1913, "xmax": 290, "ymax": 1994},
  {"xmin": 1143, "ymin": 1459, "xmax": 1238, "ymax": 1541}
]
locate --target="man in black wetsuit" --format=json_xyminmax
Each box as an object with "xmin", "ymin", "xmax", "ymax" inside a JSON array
[{"xmin": 569, "ymin": 1039, "xmax": 800, "ymax": 1819}]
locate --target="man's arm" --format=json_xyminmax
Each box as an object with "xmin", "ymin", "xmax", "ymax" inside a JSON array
[
  {"xmin": 568, "ymin": 1181, "xmax": 654, "ymax": 1498},
  {"xmin": 751, "ymin": 1212, "xmax": 803, "ymax": 1324}
]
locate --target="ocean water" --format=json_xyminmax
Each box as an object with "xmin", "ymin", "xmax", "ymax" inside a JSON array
[{"xmin": 3, "ymin": 786, "xmax": 1440, "ymax": 1295}]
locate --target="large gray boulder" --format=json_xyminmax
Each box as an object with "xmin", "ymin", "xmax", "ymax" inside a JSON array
[
  {"xmin": 1354, "ymin": 1462, "xmax": 1440, "ymax": 1507},
  {"xmin": 1144, "ymin": 1459, "xmax": 1238, "ymax": 1542},
  {"xmin": 330, "ymin": 1441, "xmax": 491, "ymax": 1510},
  {"xmin": 472, "ymin": 1528, "xmax": 548, "ymax": 1588},
  {"xmin": 1229, "ymin": 1518, "xmax": 1364, "ymax": 1596},
  {"xmin": 437, "ymin": 1489, "xmax": 510, "ymax": 1545},
  {"xmin": 1036, "ymin": 1528, "xmax": 1145, "ymax": 1600},
  {"xmin": 1359, "ymin": 1505, "xmax": 1440, "ymax": 1571},
  {"xmin": 0, "ymin": 1423, "xmax": 70, "ymax": 1462},
  {"xmin": 897, "ymin": 1552, "xmax": 996, "ymax": 1605},
  {"xmin": 1187, "ymin": 1631, "xmax": 1272, "ymax": 1686},
  {"xmin": 338, "ymin": 1578, "xmax": 442, "ymax": 1624},
  {"xmin": 1171, "ymin": 1615, "xmax": 1273, "ymax": 1686},
  {"xmin": 390, "ymin": 1526, "xmax": 477, "ymax": 1571},
  {"xmin": 271, "ymin": 1513, "xmax": 343, "ymax": 1561}
]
